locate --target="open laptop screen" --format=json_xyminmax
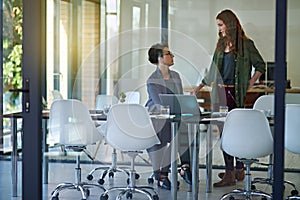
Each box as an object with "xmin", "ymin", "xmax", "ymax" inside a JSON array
[{"xmin": 159, "ymin": 94, "xmax": 201, "ymax": 117}]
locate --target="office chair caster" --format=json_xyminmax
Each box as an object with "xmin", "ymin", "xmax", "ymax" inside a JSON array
[
  {"xmin": 126, "ymin": 174, "xmax": 140, "ymax": 184},
  {"xmin": 109, "ymin": 171, "xmax": 114, "ymax": 178},
  {"xmin": 126, "ymin": 191, "xmax": 133, "ymax": 199},
  {"xmin": 84, "ymin": 188, "xmax": 90, "ymax": 197},
  {"xmin": 100, "ymin": 194, "xmax": 109, "ymax": 200},
  {"xmin": 86, "ymin": 174, "xmax": 93, "ymax": 181},
  {"xmin": 228, "ymin": 196, "xmax": 235, "ymax": 200},
  {"xmin": 148, "ymin": 177, "xmax": 154, "ymax": 184},
  {"xmin": 291, "ymin": 189, "xmax": 299, "ymax": 196}
]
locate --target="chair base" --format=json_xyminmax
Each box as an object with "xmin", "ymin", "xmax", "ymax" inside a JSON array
[
  {"xmin": 252, "ymin": 177, "xmax": 299, "ymax": 197},
  {"xmin": 220, "ymin": 158, "xmax": 272, "ymax": 200},
  {"xmin": 100, "ymin": 151, "xmax": 159, "ymax": 200},
  {"xmin": 100, "ymin": 186, "xmax": 159, "ymax": 200},
  {"xmin": 51, "ymin": 182, "xmax": 105, "ymax": 200},
  {"xmin": 51, "ymin": 149, "xmax": 105, "ymax": 200},
  {"xmin": 86, "ymin": 148, "xmax": 140, "ymax": 185},
  {"xmin": 87, "ymin": 165, "xmax": 131, "ymax": 185},
  {"xmin": 286, "ymin": 195, "xmax": 300, "ymax": 200},
  {"xmin": 220, "ymin": 189, "xmax": 272, "ymax": 200}
]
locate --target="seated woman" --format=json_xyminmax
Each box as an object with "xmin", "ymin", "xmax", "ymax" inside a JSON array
[{"xmin": 145, "ymin": 42, "xmax": 192, "ymax": 190}]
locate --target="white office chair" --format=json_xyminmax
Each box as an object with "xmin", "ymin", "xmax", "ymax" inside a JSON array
[
  {"xmin": 49, "ymin": 99, "xmax": 105, "ymax": 200},
  {"xmin": 100, "ymin": 104, "xmax": 160, "ymax": 200},
  {"xmin": 86, "ymin": 94, "xmax": 132, "ymax": 185},
  {"xmin": 251, "ymin": 95, "xmax": 275, "ymax": 188},
  {"xmin": 285, "ymin": 104, "xmax": 300, "ymax": 199},
  {"xmin": 252, "ymin": 95, "xmax": 298, "ymax": 193},
  {"xmin": 51, "ymin": 90, "xmax": 63, "ymax": 100},
  {"xmin": 95, "ymin": 94, "xmax": 118, "ymax": 110},
  {"xmin": 118, "ymin": 91, "xmax": 140, "ymax": 104},
  {"xmin": 220, "ymin": 109, "xmax": 273, "ymax": 200},
  {"xmin": 285, "ymin": 93, "xmax": 300, "ymax": 104},
  {"xmin": 253, "ymin": 94, "xmax": 274, "ymax": 116}
]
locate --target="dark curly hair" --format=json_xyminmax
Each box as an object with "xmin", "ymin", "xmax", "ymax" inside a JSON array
[
  {"xmin": 216, "ymin": 9, "xmax": 248, "ymax": 56},
  {"xmin": 148, "ymin": 43, "xmax": 169, "ymax": 64}
]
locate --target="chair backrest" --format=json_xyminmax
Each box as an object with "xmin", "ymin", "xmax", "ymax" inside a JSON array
[
  {"xmin": 253, "ymin": 94, "xmax": 274, "ymax": 116},
  {"xmin": 285, "ymin": 93, "xmax": 300, "ymax": 104},
  {"xmin": 105, "ymin": 104, "xmax": 160, "ymax": 151},
  {"xmin": 221, "ymin": 108, "xmax": 273, "ymax": 159},
  {"xmin": 52, "ymin": 90, "xmax": 63, "ymax": 100},
  {"xmin": 118, "ymin": 91, "xmax": 140, "ymax": 104},
  {"xmin": 95, "ymin": 94, "xmax": 118, "ymax": 110},
  {"xmin": 285, "ymin": 104, "xmax": 300, "ymax": 154},
  {"xmin": 49, "ymin": 99, "xmax": 103, "ymax": 146}
]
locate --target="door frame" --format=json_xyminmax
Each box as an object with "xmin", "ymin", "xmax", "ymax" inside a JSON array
[{"xmin": 22, "ymin": 0, "xmax": 45, "ymax": 199}]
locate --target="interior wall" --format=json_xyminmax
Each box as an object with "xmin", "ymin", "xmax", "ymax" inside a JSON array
[{"xmin": 287, "ymin": 0, "xmax": 300, "ymax": 87}]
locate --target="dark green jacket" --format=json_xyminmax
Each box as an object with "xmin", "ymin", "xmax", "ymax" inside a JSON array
[{"xmin": 202, "ymin": 38, "xmax": 265, "ymax": 107}]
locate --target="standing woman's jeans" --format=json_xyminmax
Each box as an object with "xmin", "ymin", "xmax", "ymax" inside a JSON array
[{"xmin": 216, "ymin": 86, "xmax": 244, "ymax": 171}]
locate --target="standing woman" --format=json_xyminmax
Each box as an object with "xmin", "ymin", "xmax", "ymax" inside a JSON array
[
  {"xmin": 193, "ymin": 9, "xmax": 266, "ymax": 187},
  {"xmin": 146, "ymin": 43, "xmax": 192, "ymax": 190}
]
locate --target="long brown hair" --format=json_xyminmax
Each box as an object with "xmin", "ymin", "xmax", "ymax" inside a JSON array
[{"xmin": 216, "ymin": 9, "xmax": 248, "ymax": 56}]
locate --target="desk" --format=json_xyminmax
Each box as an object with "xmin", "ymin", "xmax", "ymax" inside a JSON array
[{"xmin": 170, "ymin": 114, "xmax": 225, "ymax": 200}]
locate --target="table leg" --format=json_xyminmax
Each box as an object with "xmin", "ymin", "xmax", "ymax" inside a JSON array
[
  {"xmin": 11, "ymin": 117, "xmax": 18, "ymax": 197},
  {"xmin": 171, "ymin": 122, "xmax": 178, "ymax": 200},
  {"xmin": 206, "ymin": 124, "xmax": 213, "ymax": 193},
  {"xmin": 190, "ymin": 123, "xmax": 199, "ymax": 200}
]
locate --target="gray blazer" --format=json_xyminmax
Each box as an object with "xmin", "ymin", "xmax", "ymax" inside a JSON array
[{"xmin": 145, "ymin": 67, "xmax": 183, "ymax": 143}]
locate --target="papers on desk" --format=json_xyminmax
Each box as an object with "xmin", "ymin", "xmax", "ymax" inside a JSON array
[
  {"xmin": 150, "ymin": 114, "xmax": 176, "ymax": 119},
  {"xmin": 202, "ymin": 117, "xmax": 226, "ymax": 122},
  {"xmin": 42, "ymin": 109, "xmax": 50, "ymax": 114},
  {"xmin": 89, "ymin": 110, "xmax": 106, "ymax": 120}
]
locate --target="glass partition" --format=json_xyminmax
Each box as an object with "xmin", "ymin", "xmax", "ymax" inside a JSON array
[{"xmin": 1, "ymin": 0, "xmax": 300, "ymax": 199}]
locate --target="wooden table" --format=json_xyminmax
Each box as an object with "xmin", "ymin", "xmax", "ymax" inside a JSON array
[{"xmin": 184, "ymin": 87, "xmax": 300, "ymax": 110}]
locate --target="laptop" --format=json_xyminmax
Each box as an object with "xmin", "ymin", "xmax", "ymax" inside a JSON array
[{"xmin": 159, "ymin": 94, "xmax": 201, "ymax": 122}]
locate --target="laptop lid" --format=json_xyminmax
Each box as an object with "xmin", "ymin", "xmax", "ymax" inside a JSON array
[{"xmin": 159, "ymin": 94, "xmax": 201, "ymax": 117}]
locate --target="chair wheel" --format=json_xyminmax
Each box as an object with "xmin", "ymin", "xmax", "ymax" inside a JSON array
[
  {"xmin": 100, "ymin": 194, "xmax": 109, "ymax": 200},
  {"xmin": 251, "ymin": 184, "xmax": 256, "ymax": 190},
  {"xmin": 291, "ymin": 189, "xmax": 299, "ymax": 196},
  {"xmin": 86, "ymin": 174, "xmax": 93, "ymax": 181},
  {"xmin": 126, "ymin": 192, "xmax": 133, "ymax": 199},
  {"xmin": 85, "ymin": 188, "xmax": 90, "ymax": 197},
  {"xmin": 52, "ymin": 197, "xmax": 59, "ymax": 200},
  {"xmin": 108, "ymin": 172, "xmax": 114, "ymax": 178},
  {"xmin": 229, "ymin": 196, "xmax": 235, "ymax": 200},
  {"xmin": 261, "ymin": 197, "xmax": 267, "ymax": 200},
  {"xmin": 153, "ymin": 194, "xmax": 159, "ymax": 200},
  {"xmin": 135, "ymin": 173, "xmax": 140, "ymax": 179},
  {"xmin": 98, "ymin": 179, "xmax": 105, "ymax": 185},
  {"xmin": 148, "ymin": 177, "xmax": 154, "ymax": 184}
]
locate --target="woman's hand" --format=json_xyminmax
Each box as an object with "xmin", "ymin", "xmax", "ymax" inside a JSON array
[{"xmin": 192, "ymin": 83, "xmax": 204, "ymax": 95}]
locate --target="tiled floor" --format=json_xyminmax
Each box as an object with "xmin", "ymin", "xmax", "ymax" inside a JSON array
[
  {"xmin": 1, "ymin": 125, "xmax": 300, "ymax": 199},
  {"xmin": 1, "ymin": 157, "xmax": 300, "ymax": 200}
]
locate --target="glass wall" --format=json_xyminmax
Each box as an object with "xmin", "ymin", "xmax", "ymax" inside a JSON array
[
  {"xmin": 44, "ymin": 0, "xmax": 300, "ymax": 166},
  {"xmin": 1, "ymin": 0, "xmax": 23, "ymax": 153}
]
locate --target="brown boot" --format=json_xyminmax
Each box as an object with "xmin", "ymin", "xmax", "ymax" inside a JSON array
[
  {"xmin": 213, "ymin": 170, "xmax": 236, "ymax": 187},
  {"xmin": 235, "ymin": 168, "xmax": 245, "ymax": 181},
  {"xmin": 218, "ymin": 168, "xmax": 245, "ymax": 181}
]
